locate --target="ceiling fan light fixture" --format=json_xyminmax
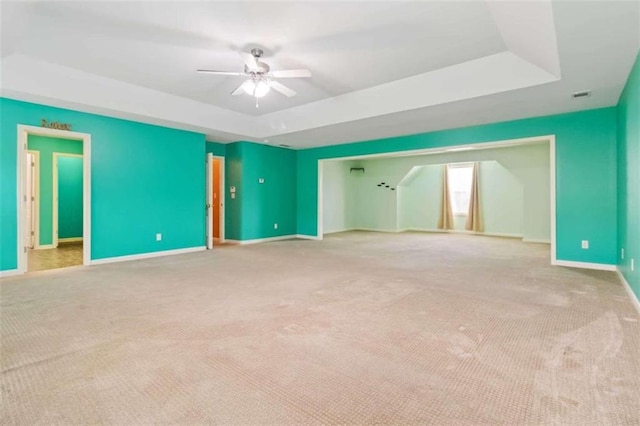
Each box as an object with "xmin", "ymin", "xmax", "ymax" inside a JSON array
[{"xmin": 241, "ymin": 79, "xmax": 270, "ymax": 98}]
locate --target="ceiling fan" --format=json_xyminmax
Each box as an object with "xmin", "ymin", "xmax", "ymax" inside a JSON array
[{"xmin": 197, "ymin": 48, "xmax": 311, "ymax": 107}]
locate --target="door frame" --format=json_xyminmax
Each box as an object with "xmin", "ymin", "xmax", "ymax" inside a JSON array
[
  {"xmin": 26, "ymin": 150, "xmax": 41, "ymax": 249},
  {"xmin": 206, "ymin": 154, "xmax": 226, "ymax": 248},
  {"xmin": 317, "ymin": 134, "xmax": 557, "ymax": 265},
  {"xmin": 52, "ymin": 152, "xmax": 84, "ymax": 248},
  {"xmin": 17, "ymin": 125, "xmax": 91, "ymax": 274}
]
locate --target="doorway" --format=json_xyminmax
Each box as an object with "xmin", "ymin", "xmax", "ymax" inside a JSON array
[
  {"xmin": 206, "ymin": 154, "xmax": 225, "ymax": 249},
  {"xmin": 317, "ymin": 135, "xmax": 558, "ymax": 263},
  {"xmin": 17, "ymin": 125, "xmax": 91, "ymax": 274}
]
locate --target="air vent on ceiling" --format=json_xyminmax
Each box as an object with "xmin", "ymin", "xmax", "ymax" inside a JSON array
[
  {"xmin": 571, "ymin": 90, "xmax": 591, "ymax": 99},
  {"xmin": 279, "ymin": 144, "xmax": 291, "ymax": 148}
]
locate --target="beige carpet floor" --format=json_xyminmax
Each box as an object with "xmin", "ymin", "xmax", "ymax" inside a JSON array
[{"xmin": 1, "ymin": 232, "xmax": 639, "ymax": 425}]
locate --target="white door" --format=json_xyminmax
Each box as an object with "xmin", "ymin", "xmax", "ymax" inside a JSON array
[{"xmin": 206, "ymin": 154, "xmax": 213, "ymax": 249}]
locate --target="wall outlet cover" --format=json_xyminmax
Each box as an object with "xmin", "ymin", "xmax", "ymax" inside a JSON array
[
  {"xmin": 581, "ymin": 240, "xmax": 589, "ymax": 249},
  {"xmin": 156, "ymin": 233, "xmax": 162, "ymax": 241}
]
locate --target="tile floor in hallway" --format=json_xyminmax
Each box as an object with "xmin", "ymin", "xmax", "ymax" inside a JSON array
[{"xmin": 27, "ymin": 241, "xmax": 83, "ymax": 272}]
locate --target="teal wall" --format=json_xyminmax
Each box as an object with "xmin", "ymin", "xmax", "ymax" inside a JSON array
[
  {"xmin": 1, "ymin": 98, "xmax": 206, "ymax": 271},
  {"xmin": 206, "ymin": 141, "xmax": 226, "ymax": 157},
  {"xmin": 617, "ymin": 52, "xmax": 640, "ymax": 299},
  {"xmin": 298, "ymin": 107, "xmax": 618, "ymax": 265},
  {"xmin": 57, "ymin": 156, "xmax": 83, "ymax": 239},
  {"xmin": 223, "ymin": 142, "xmax": 297, "ymax": 241},
  {"xmin": 27, "ymin": 135, "xmax": 83, "ymax": 245},
  {"xmin": 225, "ymin": 142, "xmax": 243, "ymax": 240},
  {"xmin": 0, "ymin": 88, "xmax": 632, "ymax": 272}
]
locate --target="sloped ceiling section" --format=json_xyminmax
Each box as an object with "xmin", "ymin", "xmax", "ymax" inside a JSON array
[{"xmin": 1, "ymin": 1, "xmax": 638, "ymax": 147}]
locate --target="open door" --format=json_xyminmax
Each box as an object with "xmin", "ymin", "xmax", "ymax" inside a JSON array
[
  {"xmin": 206, "ymin": 154, "xmax": 213, "ymax": 249},
  {"xmin": 206, "ymin": 154, "xmax": 225, "ymax": 248},
  {"xmin": 212, "ymin": 158, "xmax": 221, "ymax": 240}
]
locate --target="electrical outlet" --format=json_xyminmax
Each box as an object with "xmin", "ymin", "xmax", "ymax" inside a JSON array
[
  {"xmin": 259, "ymin": 178, "xmax": 265, "ymax": 184},
  {"xmin": 274, "ymin": 223, "xmax": 278, "ymax": 229},
  {"xmin": 621, "ymin": 248, "xmax": 625, "ymax": 259},
  {"xmin": 581, "ymin": 240, "xmax": 589, "ymax": 249},
  {"xmin": 156, "ymin": 233, "xmax": 162, "ymax": 241}
]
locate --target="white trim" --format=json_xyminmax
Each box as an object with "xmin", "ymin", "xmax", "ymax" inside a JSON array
[
  {"xmin": 26, "ymin": 150, "xmax": 40, "ymax": 249},
  {"xmin": 295, "ymin": 234, "xmax": 322, "ymax": 241},
  {"xmin": 402, "ymin": 228, "xmax": 523, "ymax": 239},
  {"xmin": 322, "ymin": 228, "xmax": 358, "ymax": 235},
  {"xmin": 17, "ymin": 125, "xmax": 91, "ymax": 275},
  {"xmin": 325, "ymin": 135, "xmax": 554, "ymax": 162},
  {"xmin": 352, "ymin": 227, "xmax": 405, "ymax": 233},
  {"xmin": 34, "ymin": 244, "xmax": 56, "ymax": 250},
  {"xmin": 324, "ymin": 228, "xmax": 525, "ymax": 239},
  {"xmin": 617, "ymin": 269, "xmax": 640, "ymax": 315},
  {"xmin": 316, "ymin": 134, "xmax": 557, "ymax": 265},
  {"xmin": 52, "ymin": 152, "xmax": 83, "ymax": 248},
  {"xmin": 549, "ymin": 135, "xmax": 556, "ymax": 266},
  {"xmin": 0, "ymin": 269, "xmax": 21, "ymax": 278},
  {"xmin": 523, "ymin": 238, "xmax": 551, "ymax": 244},
  {"xmin": 58, "ymin": 237, "xmax": 83, "ymax": 243},
  {"xmin": 225, "ymin": 235, "xmax": 299, "ymax": 245},
  {"xmin": 90, "ymin": 246, "xmax": 206, "ymax": 265},
  {"xmin": 206, "ymin": 153, "xmax": 213, "ymax": 249},
  {"xmin": 317, "ymin": 160, "xmax": 324, "ymax": 240},
  {"xmin": 554, "ymin": 260, "xmax": 617, "ymax": 271}
]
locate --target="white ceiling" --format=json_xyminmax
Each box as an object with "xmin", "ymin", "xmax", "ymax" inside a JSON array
[{"xmin": 1, "ymin": 1, "xmax": 638, "ymax": 148}]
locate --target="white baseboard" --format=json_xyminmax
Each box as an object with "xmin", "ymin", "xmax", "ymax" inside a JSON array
[
  {"xmin": 90, "ymin": 246, "xmax": 206, "ymax": 265},
  {"xmin": 617, "ymin": 269, "xmax": 640, "ymax": 315},
  {"xmin": 353, "ymin": 227, "xmax": 404, "ymax": 233},
  {"xmin": 59, "ymin": 237, "xmax": 83, "ymax": 243},
  {"xmin": 225, "ymin": 235, "xmax": 298, "ymax": 245},
  {"xmin": 402, "ymin": 228, "xmax": 523, "ymax": 239},
  {"xmin": 34, "ymin": 244, "xmax": 55, "ymax": 250},
  {"xmin": 0, "ymin": 269, "xmax": 21, "ymax": 278},
  {"xmin": 322, "ymin": 228, "xmax": 357, "ymax": 235},
  {"xmin": 523, "ymin": 238, "xmax": 551, "ymax": 244},
  {"xmin": 553, "ymin": 260, "xmax": 617, "ymax": 271},
  {"xmin": 296, "ymin": 234, "xmax": 322, "ymax": 240}
]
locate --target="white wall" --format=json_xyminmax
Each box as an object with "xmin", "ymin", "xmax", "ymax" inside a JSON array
[
  {"xmin": 399, "ymin": 161, "xmax": 525, "ymax": 236},
  {"xmin": 321, "ymin": 142, "xmax": 551, "ymax": 241},
  {"xmin": 398, "ymin": 166, "xmax": 441, "ymax": 230},
  {"xmin": 350, "ymin": 171, "xmax": 402, "ymax": 231},
  {"xmin": 322, "ymin": 160, "xmax": 354, "ymax": 233}
]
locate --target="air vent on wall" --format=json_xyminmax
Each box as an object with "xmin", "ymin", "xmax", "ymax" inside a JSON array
[
  {"xmin": 279, "ymin": 144, "xmax": 292, "ymax": 148},
  {"xmin": 571, "ymin": 90, "xmax": 591, "ymax": 99}
]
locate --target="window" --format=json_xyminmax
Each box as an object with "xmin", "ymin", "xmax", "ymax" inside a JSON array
[{"xmin": 447, "ymin": 163, "xmax": 473, "ymax": 215}]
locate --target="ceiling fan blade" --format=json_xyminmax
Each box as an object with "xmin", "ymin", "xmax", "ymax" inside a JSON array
[
  {"xmin": 240, "ymin": 52, "xmax": 259, "ymax": 71},
  {"xmin": 270, "ymin": 69, "xmax": 312, "ymax": 78},
  {"xmin": 197, "ymin": 69, "xmax": 245, "ymax": 76},
  {"xmin": 269, "ymin": 81, "xmax": 296, "ymax": 97},
  {"xmin": 231, "ymin": 84, "xmax": 246, "ymax": 96}
]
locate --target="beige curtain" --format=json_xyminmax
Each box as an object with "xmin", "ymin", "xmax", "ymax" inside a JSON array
[
  {"xmin": 465, "ymin": 162, "xmax": 483, "ymax": 232},
  {"xmin": 437, "ymin": 165, "xmax": 454, "ymax": 230}
]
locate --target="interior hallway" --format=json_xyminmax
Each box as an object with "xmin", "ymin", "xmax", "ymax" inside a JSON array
[
  {"xmin": 1, "ymin": 232, "xmax": 639, "ymax": 425},
  {"xmin": 27, "ymin": 242, "xmax": 83, "ymax": 272}
]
